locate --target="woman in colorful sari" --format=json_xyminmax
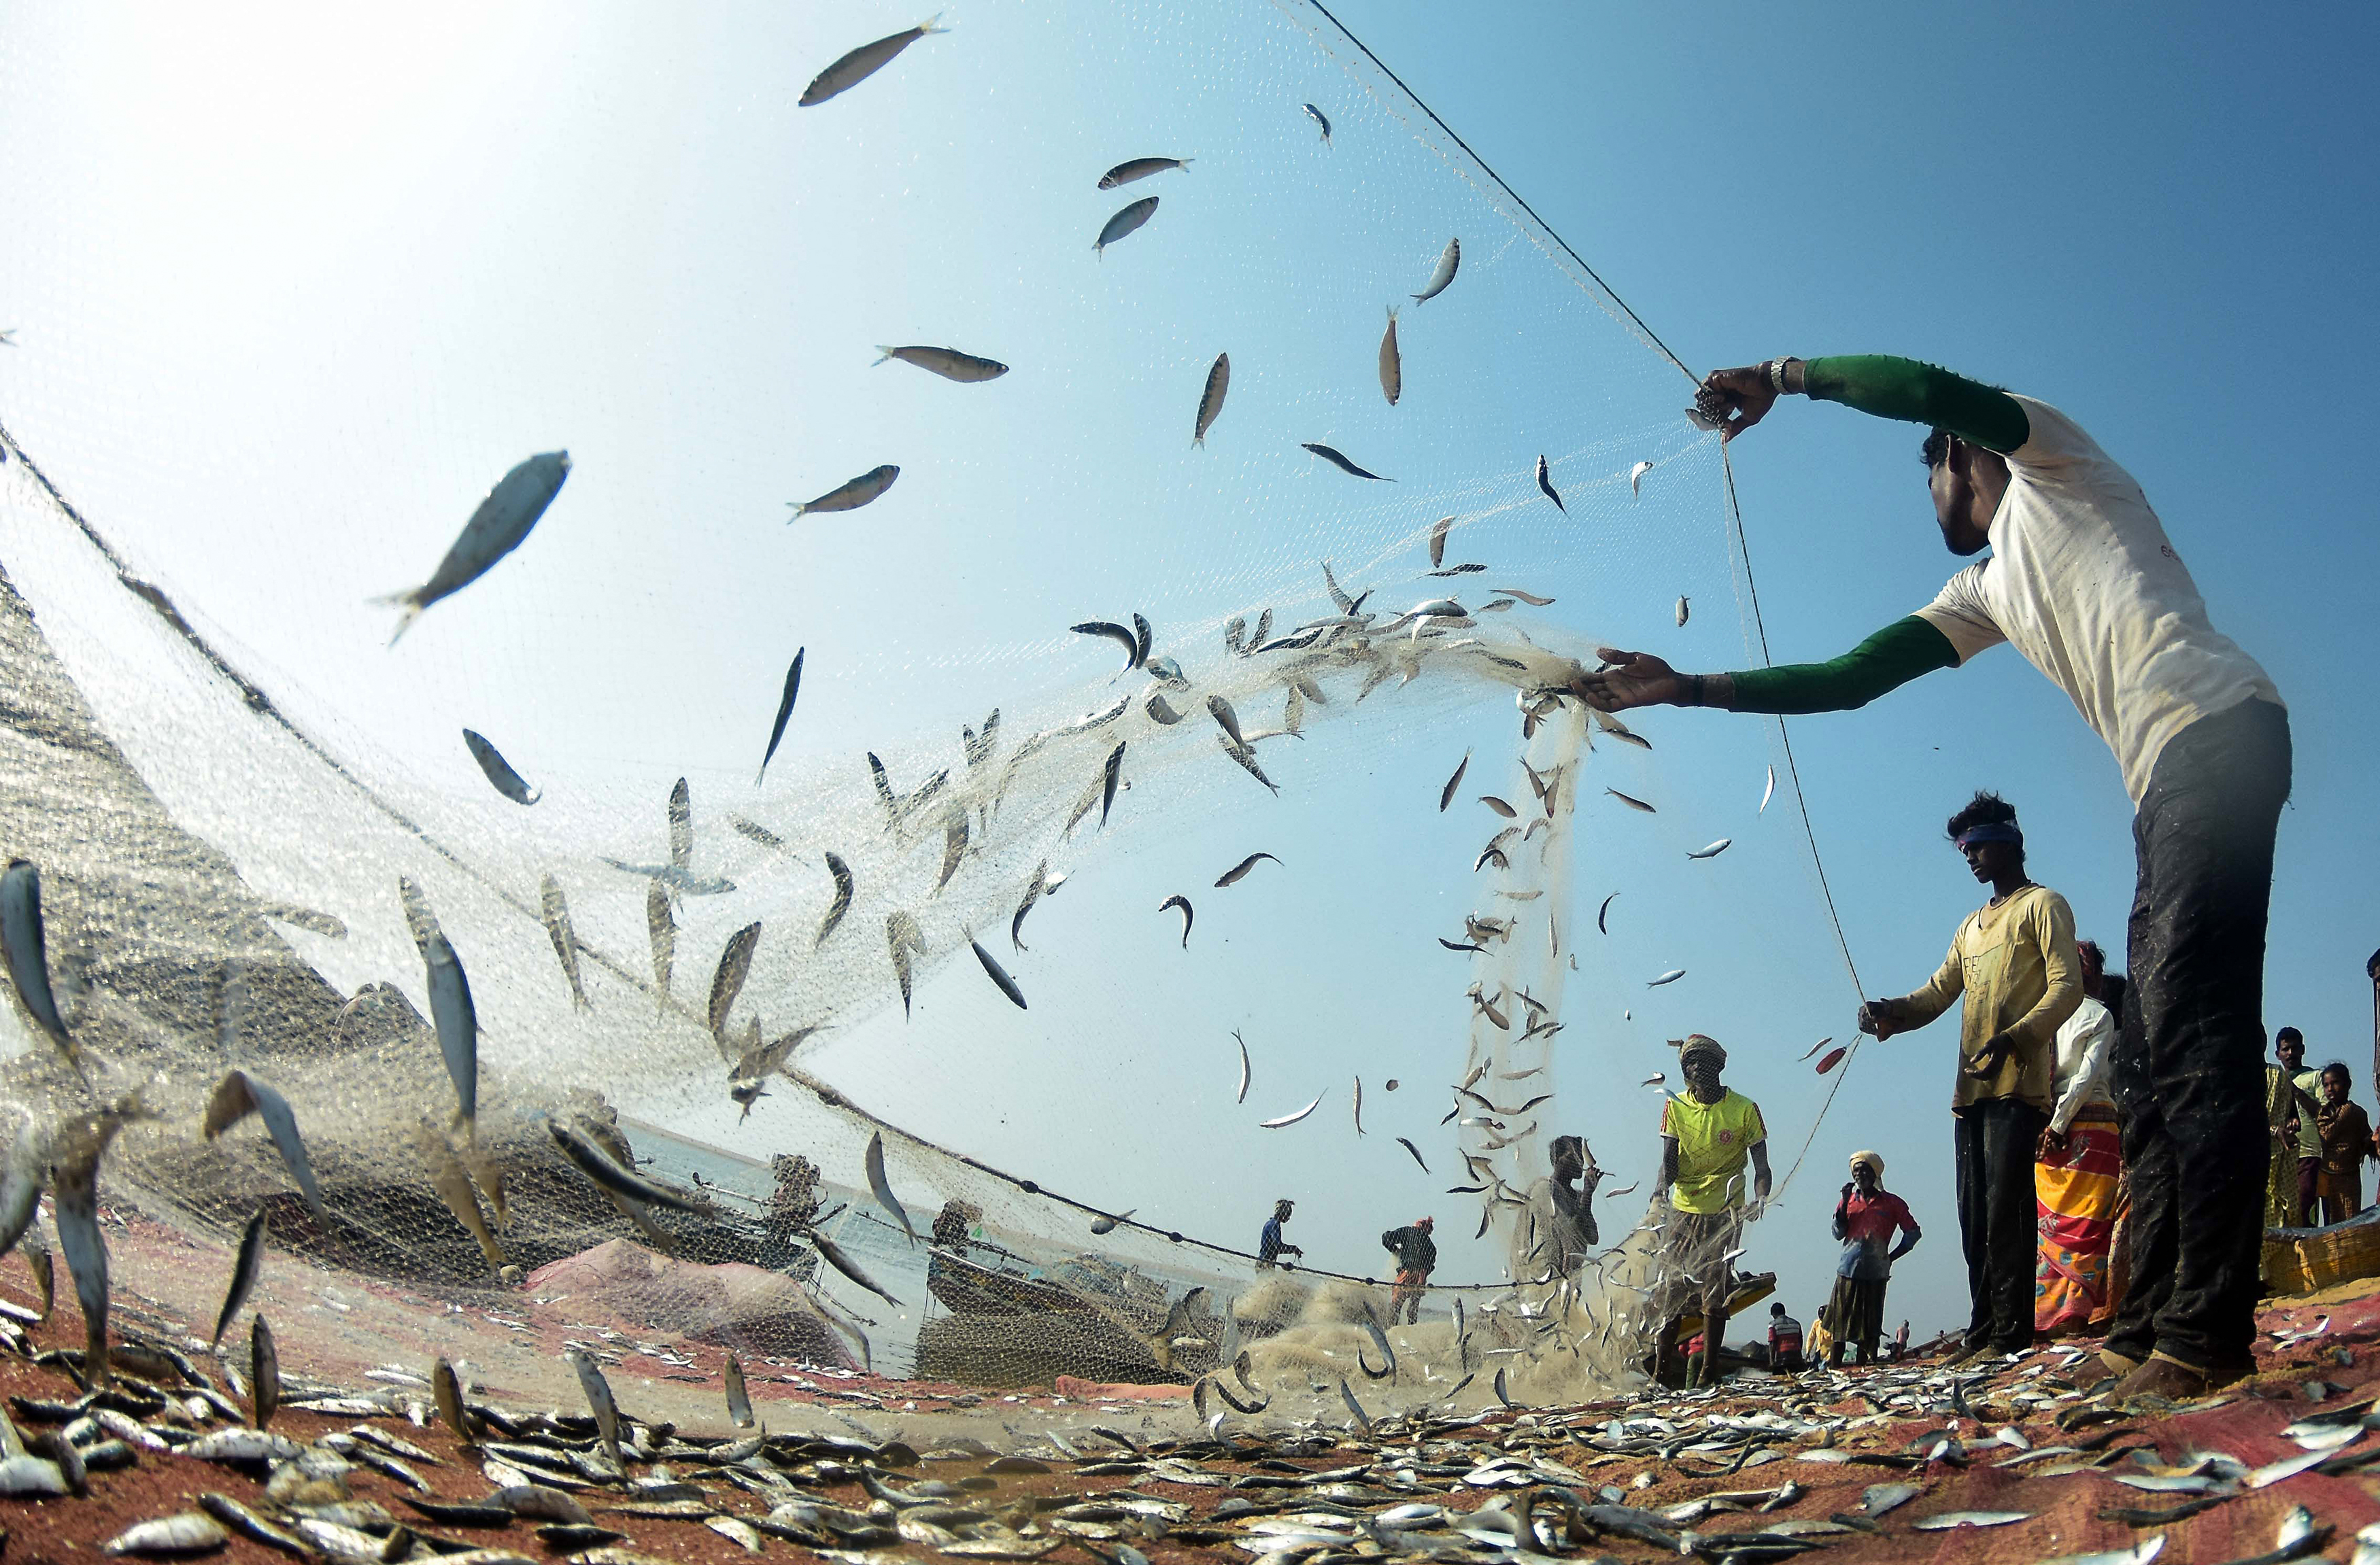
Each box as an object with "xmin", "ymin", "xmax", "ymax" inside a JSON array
[{"xmin": 2036, "ymin": 940, "xmax": 2125, "ymax": 1334}]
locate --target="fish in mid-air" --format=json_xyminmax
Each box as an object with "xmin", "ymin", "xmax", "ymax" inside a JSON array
[
  {"xmin": 864, "ymin": 1132, "xmax": 918, "ymax": 1245},
  {"xmin": 1159, "ymin": 895, "xmax": 1193, "ymax": 948},
  {"xmin": 1100, "ymin": 156, "xmax": 1191, "ymax": 188},
  {"xmin": 873, "ymin": 345, "xmax": 1006, "ymax": 383},
  {"xmin": 1072, "ymin": 619, "xmax": 1143, "ymax": 671},
  {"xmin": 1303, "ymin": 103, "xmax": 1331, "ymax": 142},
  {"xmin": 424, "ymin": 934, "xmax": 479, "ymax": 1135},
  {"xmin": 724, "ymin": 1353, "xmax": 753, "ymax": 1428},
  {"xmin": 1427, "ymin": 514, "xmax": 1455, "ymax": 568},
  {"xmin": 1352, "ymin": 1076, "xmax": 1365, "ymax": 1135},
  {"xmin": 203, "ymin": 1070, "xmax": 326, "ymax": 1220},
  {"xmin": 211, "ymin": 1207, "xmax": 267, "ymax": 1352},
  {"xmin": 1214, "ymin": 852, "xmax": 1280, "ymax": 888},
  {"xmin": 547, "ymin": 1119, "xmax": 709, "ymax": 1213},
  {"xmin": 1095, "ymin": 196, "xmax": 1159, "ymax": 256},
  {"xmin": 539, "ymin": 874, "xmax": 588, "ymax": 1008},
  {"xmin": 1816, "ymin": 1047, "xmax": 1848, "ymax": 1074},
  {"xmin": 462, "ymin": 729, "xmax": 540, "ymax": 804},
  {"xmin": 647, "ymin": 880, "xmax": 675, "ymax": 1005},
  {"xmin": 1676, "ymin": 595, "xmax": 1690, "ymax": 627},
  {"xmin": 376, "ymin": 451, "xmax": 570, "ymax": 646},
  {"xmin": 1439, "ymin": 752, "xmax": 1469, "ymax": 811},
  {"xmin": 1412, "ymin": 237, "xmax": 1460, "ymax": 303},
  {"xmin": 1761, "ymin": 766, "xmax": 1776, "ymax": 814},
  {"xmin": 1631, "ymin": 459, "xmax": 1654, "ymax": 496},
  {"xmin": 1378, "ymin": 308, "xmax": 1401, "ymax": 406},
  {"xmin": 1598, "ymin": 892, "xmax": 1618, "ymax": 933},
  {"xmin": 1, "ymin": 860, "xmax": 84, "ymax": 1081},
  {"xmin": 798, "ymin": 15, "xmax": 949, "ymax": 107},
  {"xmin": 788, "ymin": 465, "xmax": 898, "ymax": 519},
  {"xmin": 1100, "ymin": 742, "xmax": 1125, "ymax": 827},
  {"xmin": 1687, "ymin": 839, "xmax": 1731, "ymax": 860},
  {"xmin": 1535, "ymin": 454, "xmax": 1565, "ymax": 513},
  {"xmin": 815, "ymin": 852, "xmax": 855, "ymax": 950},
  {"xmin": 1396, "ymin": 1137, "xmax": 1429, "ymax": 1172},
  {"xmin": 887, "ymin": 911, "xmax": 925, "ymax": 1016},
  {"xmin": 707, "ymin": 923, "xmax": 762, "ymax": 1042},
  {"xmin": 1607, "ymin": 787, "xmax": 1656, "ymax": 813},
  {"xmin": 1302, "ymin": 443, "xmax": 1392, "ymax": 481},
  {"xmin": 1648, "ymin": 968, "xmax": 1686, "ymax": 987},
  {"xmin": 1261, "ymin": 1094, "xmax": 1323, "ymax": 1129},
  {"xmin": 970, "ymin": 940, "xmax": 1027, "ymax": 1010},
  {"xmin": 1496, "ymin": 586, "xmax": 1555, "ymax": 606},
  {"xmin": 756, "ymin": 649, "xmax": 804, "ymax": 785},
  {"xmin": 1194, "ymin": 353, "xmax": 1230, "ymax": 446}
]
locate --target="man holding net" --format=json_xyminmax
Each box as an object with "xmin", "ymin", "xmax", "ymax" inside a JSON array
[
  {"xmin": 1576, "ymin": 354, "xmax": 2288, "ymax": 1398},
  {"xmin": 1653, "ymin": 1034, "xmax": 1771, "ymax": 1388}
]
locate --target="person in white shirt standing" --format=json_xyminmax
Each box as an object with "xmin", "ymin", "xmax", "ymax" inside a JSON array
[
  {"xmin": 1576, "ymin": 355, "xmax": 2290, "ymax": 1397},
  {"xmin": 2036, "ymin": 940, "xmax": 2124, "ymax": 1337}
]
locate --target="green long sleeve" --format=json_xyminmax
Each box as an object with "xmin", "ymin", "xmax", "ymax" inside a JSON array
[
  {"xmin": 1803, "ymin": 355, "xmax": 2030, "ymax": 453},
  {"xmin": 1725, "ymin": 616, "xmax": 1959, "ymax": 715}
]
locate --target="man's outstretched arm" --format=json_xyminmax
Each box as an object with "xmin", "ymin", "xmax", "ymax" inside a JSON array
[
  {"xmin": 1574, "ymin": 615, "xmax": 1960, "ymax": 715},
  {"xmin": 1693, "ymin": 353, "xmax": 2030, "ymax": 451}
]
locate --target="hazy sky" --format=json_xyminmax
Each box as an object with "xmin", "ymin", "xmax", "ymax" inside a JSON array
[{"xmin": 1, "ymin": 1, "xmax": 2372, "ymax": 1352}]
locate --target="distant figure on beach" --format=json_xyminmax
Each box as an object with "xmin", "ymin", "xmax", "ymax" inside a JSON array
[
  {"xmin": 1893, "ymin": 1320, "xmax": 1910, "ymax": 1360},
  {"xmin": 1257, "ymin": 1199, "xmax": 1302, "ymax": 1268},
  {"xmin": 1767, "ymin": 1301, "xmax": 1805, "ymax": 1372},
  {"xmin": 1652, "ymin": 1033, "xmax": 1770, "ymax": 1388},
  {"xmin": 2037, "ymin": 940, "xmax": 2123, "ymax": 1335},
  {"xmin": 1525, "ymin": 1135, "xmax": 1603, "ymax": 1277},
  {"xmin": 1380, "ymin": 1216, "xmax": 1435, "ymax": 1324},
  {"xmin": 931, "ymin": 1199, "xmax": 976, "ymax": 1252},
  {"xmin": 2268, "ymin": 1030, "xmax": 2323, "ymax": 1235},
  {"xmin": 1825, "ymin": 1151, "xmax": 1920, "ymax": 1366},
  {"xmin": 1856, "ymin": 791, "xmax": 2079, "ymax": 1365},
  {"xmin": 2316, "ymin": 1063, "xmax": 2376, "ymax": 1224},
  {"xmin": 1579, "ymin": 351, "xmax": 2288, "ymax": 1399}
]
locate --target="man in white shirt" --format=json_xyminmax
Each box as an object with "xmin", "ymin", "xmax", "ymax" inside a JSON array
[{"xmin": 1576, "ymin": 355, "xmax": 2290, "ymax": 1397}]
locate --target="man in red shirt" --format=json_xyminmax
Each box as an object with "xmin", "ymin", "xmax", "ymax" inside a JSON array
[
  {"xmin": 1766, "ymin": 1303, "xmax": 1805, "ymax": 1372},
  {"xmin": 1826, "ymin": 1152, "xmax": 1923, "ymax": 1366}
]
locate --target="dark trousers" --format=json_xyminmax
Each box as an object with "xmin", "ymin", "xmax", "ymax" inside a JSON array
[
  {"xmin": 2107, "ymin": 698, "xmax": 2292, "ymax": 1373},
  {"xmin": 1956, "ymin": 1097, "xmax": 2047, "ymax": 1350},
  {"xmin": 2297, "ymin": 1158, "xmax": 2323, "ymax": 1228}
]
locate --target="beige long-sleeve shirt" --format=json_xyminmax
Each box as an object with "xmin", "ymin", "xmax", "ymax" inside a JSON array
[{"xmin": 1890, "ymin": 883, "xmax": 2083, "ymax": 1112}]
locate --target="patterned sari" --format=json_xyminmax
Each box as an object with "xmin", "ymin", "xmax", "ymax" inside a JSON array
[{"xmin": 2035, "ymin": 1103, "xmax": 2123, "ymax": 1333}]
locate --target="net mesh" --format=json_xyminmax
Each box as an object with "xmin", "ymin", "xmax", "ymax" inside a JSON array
[{"xmin": 0, "ymin": 0, "xmax": 1858, "ymax": 1430}]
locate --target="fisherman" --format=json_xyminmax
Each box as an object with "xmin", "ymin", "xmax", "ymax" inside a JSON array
[
  {"xmin": 2037, "ymin": 940, "xmax": 2123, "ymax": 1335},
  {"xmin": 1579, "ymin": 353, "xmax": 2289, "ymax": 1398},
  {"xmin": 1652, "ymin": 1034, "xmax": 1771, "ymax": 1388},
  {"xmin": 931, "ymin": 1198, "xmax": 976, "ymax": 1253},
  {"xmin": 1258, "ymin": 1199, "xmax": 1303, "ymax": 1268},
  {"xmin": 1852, "ymin": 792, "xmax": 2079, "ymax": 1364},
  {"xmin": 1824, "ymin": 1151, "xmax": 1920, "ymax": 1366},
  {"xmin": 2315, "ymin": 1063, "xmax": 2376, "ymax": 1224},
  {"xmin": 1525, "ymin": 1135, "xmax": 1603, "ymax": 1277},
  {"xmin": 1380, "ymin": 1216, "xmax": 1435, "ymax": 1324},
  {"xmin": 2277, "ymin": 1028, "xmax": 2325, "ymax": 1226},
  {"xmin": 1766, "ymin": 1301, "xmax": 1805, "ymax": 1372},
  {"xmin": 1892, "ymin": 1321, "xmax": 1910, "ymax": 1361}
]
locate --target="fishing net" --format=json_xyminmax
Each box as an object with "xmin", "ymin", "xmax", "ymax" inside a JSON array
[{"xmin": 0, "ymin": 0, "xmax": 1863, "ymax": 1430}]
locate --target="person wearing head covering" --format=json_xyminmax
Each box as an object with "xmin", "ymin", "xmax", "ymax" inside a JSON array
[
  {"xmin": 2315, "ymin": 1063, "xmax": 2376, "ymax": 1223},
  {"xmin": 1258, "ymin": 1199, "xmax": 1303, "ymax": 1268},
  {"xmin": 1857, "ymin": 791, "xmax": 2081, "ymax": 1365},
  {"xmin": 1524, "ymin": 1135, "xmax": 1604, "ymax": 1278},
  {"xmin": 1824, "ymin": 1150, "xmax": 1921, "ymax": 1366},
  {"xmin": 1652, "ymin": 1034, "xmax": 1771, "ymax": 1388},
  {"xmin": 2036, "ymin": 940, "xmax": 2126, "ymax": 1335},
  {"xmin": 1380, "ymin": 1216, "xmax": 1437, "ymax": 1324}
]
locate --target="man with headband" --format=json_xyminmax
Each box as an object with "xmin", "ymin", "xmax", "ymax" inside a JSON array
[
  {"xmin": 1652, "ymin": 1034, "xmax": 1771, "ymax": 1388},
  {"xmin": 1574, "ymin": 355, "xmax": 2288, "ymax": 1397},
  {"xmin": 1859, "ymin": 791, "xmax": 2081, "ymax": 1365}
]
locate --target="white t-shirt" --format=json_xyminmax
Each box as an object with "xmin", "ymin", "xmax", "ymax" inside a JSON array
[
  {"xmin": 1913, "ymin": 396, "xmax": 2279, "ymax": 804},
  {"xmin": 2047, "ymin": 994, "xmax": 2115, "ymax": 1136}
]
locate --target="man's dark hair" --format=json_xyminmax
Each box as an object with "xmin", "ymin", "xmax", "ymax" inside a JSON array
[
  {"xmin": 1922, "ymin": 428, "xmax": 1956, "ymax": 468},
  {"xmin": 2279, "ymin": 1026, "xmax": 2305, "ymax": 1045},
  {"xmin": 1945, "ymin": 789, "xmax": 2018, "ymax": 843},
  {"xmin": 1770, "ymin": 1302, "xmax": 1785, "ymax": 1315}
]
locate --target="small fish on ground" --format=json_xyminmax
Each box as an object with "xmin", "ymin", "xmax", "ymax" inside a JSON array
[
  {"xmin": 1413, "ymin": 237, "xmax": 1460, "ymax": 303},
  {"xmin": 1100, "ymin": 156, "xmax": 1191, "ymax": 188},
  {"xmin": 1304, "ymin": 103, "xmax": 1332, "ymax": 142},
  {"xmin": 799, "ymin": 15, "xmax": 949, "ymax": 107},
  {"xmin": 756, "ymin": 648, "xmax": 804, "ymax": 784},
  {"xmin": 248, "ymin": 1315, "xmax": 278, "ymax": 1429},
  {"xmin": 1193, "ymin": 353, "xmax": 1230, "ymax": 446},
  {"xmin": 462, "ymin": 729, "xmax": 541, "ymax": 804},
  {"xmin": 1910, "ymin": 1512, "xmax": 2031, "ymax": 1531},
  {"xmin": 789, "ymin": 465, "xmax": 898, "ymax": 519},
  {"xmin": 874, "ymin": 345, "xmax": 1006, "ymax": 383},
  {"xmin": 375, "ymin": 452, "xmax": 569, "ymax": 645},
  {"xmin": 1095, "ymin": 197, "xmax": 1159, "ymax": 256},
  {"xmin": 1301, "ymin": 443, "xmax": 1393, "ymax": 481},
  {"xmin": 101, "ymin": 1515, "xmax": 230, "ymax": 1558},
  {"xmin": 565, "ymin": 1347, "xmax": 623, "ymax": 1469},
  {"xmin": 1535, "ymin": 455, "xmax": 1564, "ymax": 513}
]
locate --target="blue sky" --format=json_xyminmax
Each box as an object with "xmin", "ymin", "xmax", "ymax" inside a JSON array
[{"xmin": 0, "ymin": 1, "xmax": 2372, "ymax": 1354}]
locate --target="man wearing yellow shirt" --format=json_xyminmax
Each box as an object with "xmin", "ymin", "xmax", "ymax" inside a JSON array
[
  {"xmin": 1654, "ymin": 1034, "xmax": 1771, "ymax": 1388},
  {"xmin": 1860, "ymin": 792, "xmax": 2081, "ymax": 1364}
]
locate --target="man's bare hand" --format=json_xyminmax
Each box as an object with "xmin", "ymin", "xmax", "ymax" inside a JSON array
[
  {"xmin": 1571, "ymin": 647, "xmax": 1687, "ymax": 712},
  {"xmin": 1697, "ymin": 364, "xmax": 1780, "ymax": 441},
  {"xmin": 1965, "ymin": 1032, "xmax": 2016, "ymax": 1080}
]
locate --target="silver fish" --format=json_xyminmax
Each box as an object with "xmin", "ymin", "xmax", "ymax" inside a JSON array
[
  {"xmin": 1304, "ymin": 103, "xmax": 1332, "ymax": 143},
  {"xmin": 1301, "ymin": 442, "xmax": 1392, "ymax": 481},
  {"xmin": 798, "ymin": 15, "xmax": 949, "ymax": 107},
  {"xmin": 707, "ymin": 923, "xmax": 762, "ymax": 1042},
  {"xmin": 1480, "ymin": 795, "xmax": 1517, "ymax": 819},
  {"xmin": 460, "ymin": 728, "xmax": 539, "ymax": 804},
  {"xmin": 789, "ymin": 464, "xmax": 898, "ymax": 519},
  {"xmin": 1090, "ymin": 1209, "xmax": 1136, "ymax": 1235},
  {"xmin": 873, "ymin": 345, "xmax": 1006, "ymax": 383},
  {"xmin": 1494, "ymin": 1366, "xmax": 1513, "ymax": 1407},
  {"xmin": 1688, "ymin": 838, "xmax": 1732, "ymax": 859},
  {"xmin": 1909, "ymin": 1512, "xmax": 2030, "ymax": 1531},
  {"xmin": 1284, "ymin": 683, "xmax": 1306, "ymax": 735},
  {"xmin": 817, "ymin": 852, "xmax": 855, "ymax": 949},
  {"xmin": 1397, "ymin": 1137, "xmax": 1429, "ymax": 1172},
  {"xmin": 1412, "ymin": 237, "xmax": 1460, "ymax": 303},
  {"xmin": 1220, "ymin": 736, "xmax": 1279, "ymax": 795},
  {"xmin": 724, "ymin": 1352, "xmax": 753, "ymax": 1428},
  {"xmin": 209, "ymin": 1208, "xmax": 268, "ymax": 1351},
  {"xmin": 1495, "ymin": 587, "xmax": 1556, "ymax": 606},
  {"xmin": 397, "ymin": 874, "xmax": 442, "ymax": 965},
  {"xmin": 1145, "ymin": 690, "xmax": 1185, "ymax": 724},
  {"xmin": 202, "ymin": 1071, "xmax": 326, "ymax": 1219},
  {"xmin": 887, "ymin": 909, "xmax": 925, "ymax": 1016},
  {"xmin": 1352, "ymin": 1074, "xmax": 1364, "ymax": 1135},
  {"xmin": 1235, "ymin": 1029, "xmax": 1251, "ymax": 1103},
  {"xmin": 1094, "ymin": 196, "xmax": 1159, "ymax": 256},
  {"xmin": 1208, "ymin": 693, "xmax": 1248, "ymax": 750},
  {"xmin": 1101, "ymin": 741, "xmax": 1125, "ymax": 827},
  {"xmin": 0, "ymin": 1118, "xmax": 48, "ymax": 1260},
  {"xmin": 1100, "ymin": 156, "xmax": 1191, "ymax": 189},
  {"xmin": 1535, "ymin": 453, "xmax": 1565, "ymax": 513},
  {"xmin": 1378, "ymin": 307, "xmax": 1401, "ymax": 406},
  {"xmin": 806, "ymin": 1226, "xmax": 903, "ymax": 1307},
  {"xmin": 864, "ymin": 1131, "xmax": 918, "ymax": 1248},
  {"xmin": 54, "ymin": 1106, "xmax": 135, "ymax": 1384},
  {"xmin": 1358, "ymin": 1308, "xmax": 1396, "ymax": 1379},
  {"xmin": 1607, "ymin": 787, "xmax": 1656, "ymax": 812},
  {"xmin": 646, "ymin": 879, "xmax": 675, "ymax": 1008},
  {"xmin": 421, "ymin": 1122, "xmax": 505, "ymax": 1273},
  {"xmin": 538, "ymin": 874, "xmax": 588, "ymax": 1008},
  {"xmin": 1159, "ymin": 895, "xmax": 1193, "ymax": 948},
  {"xmin": 1261, "ymin": 1094, "xmax": 1323, "ymax": 1129},
  {"xmin": 1134, "ymin": 613, "xmax": 1154, "ymax": 666},
  {"xmin": 1860, "ymin": 1483, "xmax": 1920, "ymax": 1517},
  {"xmin": 1597, "ymin": 893, "xmax": 1618, "ymax": 934},
  {"xmin": 970, "ymin": 940, "xmax": 1026, "ymax": 1010},
  {"xmin": 547, "ymin": 1120, "xmax": 708, "ymax": 1212},
  {"xmin": 1648, "ymin": 969, "xmax": 1686, "ymax": 986},
  {"xmin": 102, "ymin": 1515, "xmax": 228, "ymax": 1558},
  {"xmin": 1009, "ymin": 860, "xmax": 1051, "ymax": 952},
  {"xmin": 424, "ymin": 933, "xmax": 479, "ymax": 1133},
  {"xmin": 1675, "ymin": 594, "xmax": 1690, "ymax": 627},
  {"xmin": 565, "ymin": 1347, "xmax": 622, "ymax": 1469},
  {"xmin": 0, "ymin": 861, "xmax": 82, "ymax": 1080},
  {"xmin": 249, "ymin": 1314, "xmax": 278, "ymax": 1430},
  {"xmin": 1071, "ymin": 619, "xmax": 1140, "ymax": 670},
  {"xmin": 757, "ymin": 648, "xmax": 804, "ymax": 784},
  {"xmin": 1194, "ymin": 353, "xmax": 1230, "ymax": 447},
  {"xmin": 375, "ymin": 451, "xmax": 569, "ymax": 645},
  {"xmin": 1761, "ymin": 766, "xmax": 1777, "ymax": 813},
  {"xmin": 1440, "ymin": 752, "xmax": 1470, "ymax": 811},
  {"xmin": 1214, "ymin": 852, "xmax": 1280, "ymax": 888}
]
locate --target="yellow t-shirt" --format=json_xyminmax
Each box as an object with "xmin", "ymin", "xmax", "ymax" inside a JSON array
[
  {"xmin": 1661, "ymin": 1089, "xmax": 1767, "ymax": 1214},
  {"xmin": 1892, "ymin": 882, "xmax": 2081, "ymax": 1112}
]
